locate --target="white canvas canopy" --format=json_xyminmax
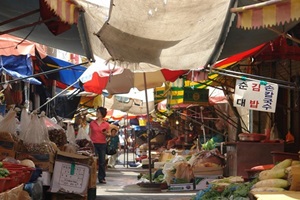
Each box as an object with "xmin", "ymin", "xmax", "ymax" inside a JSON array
[{"xmin": 1, "ymin": 0, "xmax": 299, "ymax": 72}]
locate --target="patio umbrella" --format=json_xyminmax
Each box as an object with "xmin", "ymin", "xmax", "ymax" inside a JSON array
[
  {"xmin": 78, "ymin": 58, "xmax": 187, "ymax": 95},
  {"xmin": 79, "ymin": 59, "xmax": 186, "ymax": 182}
]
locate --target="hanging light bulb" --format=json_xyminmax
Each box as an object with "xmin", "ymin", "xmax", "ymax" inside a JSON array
[{"xmin": 175, "ymin": 120, "xmax": 179, "ymax": 125}]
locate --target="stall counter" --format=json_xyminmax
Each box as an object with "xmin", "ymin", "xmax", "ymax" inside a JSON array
[{"xmin": 225, "ymin": 141, "xmax": 284, "ymax": 178}]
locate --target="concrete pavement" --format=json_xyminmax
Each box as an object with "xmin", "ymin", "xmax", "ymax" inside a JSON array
[
  {"xmin": 95, "ymin": 153, "xmax": 196, "ymax": 200},
  {"xmin": 96, "ymin": 166, "xmax": 196, "ymax": 200}
]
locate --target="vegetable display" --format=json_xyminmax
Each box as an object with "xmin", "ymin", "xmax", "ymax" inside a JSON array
[
  {"xmin": 0, "ymin": 162, "xmax": 10, "ymax": 178},
  {"xmin": 251, "ymin": 158, "xmax": 300, "ymax": 192}
]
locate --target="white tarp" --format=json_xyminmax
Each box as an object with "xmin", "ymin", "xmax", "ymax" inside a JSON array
[{"xmin": 77, "ymin": 0, "xmax": 231, "ymax": 71}]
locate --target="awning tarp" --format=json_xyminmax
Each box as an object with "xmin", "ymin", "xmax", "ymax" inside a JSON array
[
  {"xmin": 0, "ymin": 55, "xmax": 41, "ymax": 85},
  {"xmin": 0, "ymin": 34, "xmax": 47, "ymax": 58},
  {"xmin": 1, "ymin": 0, "xmax": 300, "ymax": 71},
  {"xmin": 233, "ymin": 0, "xmax": 300, "ymax": 30},
  {"xmin": 38, "ymin": 55, "xmax": 87, "ymax": 88},
  {"xmin": 0, "ymin": 0, "xmax": 93, "ymax": 59}
]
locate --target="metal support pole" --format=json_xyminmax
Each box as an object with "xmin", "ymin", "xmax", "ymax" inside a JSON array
[{"xmin": 143, "ymin": 72, "xmax": 152, "ymax": 182}]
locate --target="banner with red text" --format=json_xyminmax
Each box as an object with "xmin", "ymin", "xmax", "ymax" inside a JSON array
[{"xmin": 233, "ymin": 79, "xmax": 278, "ymax": 113}]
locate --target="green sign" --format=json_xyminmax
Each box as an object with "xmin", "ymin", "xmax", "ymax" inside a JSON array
[{"xmin": 183, "ymin": 88, "xmax": 209, "ymax": 104}]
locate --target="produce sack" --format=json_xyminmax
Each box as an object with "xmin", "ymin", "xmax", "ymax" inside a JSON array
[
  {"xmin": 189, "ymin": 148, "xmax": 225, "ymax": 171},
  {"xmin": 39, "ymin": 112, "xmax": 50, "ymax": 142},
  {"xmin": 0, "ymin": 109, "xmax": 21, "ymax": 149},
  {"xmin": 22, "ymin": 112, "xmax": 52, "ymax": 154},
  {"xmin": 162, "ymin": 155, "xmax": 186, "ymax": 185},
  {"xmin": 18, "ymin": 108, "xmax": 31, "ymax": 139},
  {"xmin": 174, "ymin": 162, "xmax": 194, "ymax": 183},
  {"xmin": 62, "ymin": 123, "xmax": 79, "ymax": 153},
  {"xmin": 40, "ymin": 112, "xmax": 58, "ymax": 154},
  {"xmin": 75, "ymin": 127, "xmax": 94, "ymax": 152},
  {"xmin": 66, "ymin": 122, "xmax": 76, "ymax": 143},
  {"xmin": 0, "ymin": 108, "xmax": 17, "ymax": 136},
  {"xmin": 42, "ymin": 115, "xmax": 67, "ymax": 147}
]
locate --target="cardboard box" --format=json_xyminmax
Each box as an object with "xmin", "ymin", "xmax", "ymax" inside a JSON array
[
  {"xmin": 50, "ymin": 160, "xmax": 90, "ymax": 195},
  {"xmin": 88, "ymin": 157, "xmax": 97, "ymax": 188},
  {"xmin": 15, "ymin": 151, "xmax": 55, "ymax": 172},
  {"xmin": 168, "ymin": 183, "xmax": 194, "ymax": 191},
  {"xmin": 193, "ymin": 166, "xmax": 224, "ymax": 176},
  {"xmin": 56, "ymin": 151, "xmax": 92, "ymax": 165},
  {"xmin": 289, "ymin": 165, "xmax": 300, "ymax": 191},
  {"xmin": 51, "ymin": 193, "xmax": 87, "ymax": 200},
  {"xmin": 194, "ymin": 175, "xmax": 221, "ymax": 190}
]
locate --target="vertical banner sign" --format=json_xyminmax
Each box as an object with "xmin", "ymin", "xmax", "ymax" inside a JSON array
[{"xmin": 233, "ymin": 79, "xmax": 278, "ymax": 113}]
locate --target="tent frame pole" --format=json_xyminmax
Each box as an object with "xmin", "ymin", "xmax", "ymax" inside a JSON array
[
  {"xmin": 143, "ymin": 72, "xmax": 152, "ymax": 182},
  {"xmin": 0, "ymin": 61, "xmax": 90, "ymax": 85},
  {"xmin": 35, "ymin": 80, "xmax": 79, "ymax": 111}
]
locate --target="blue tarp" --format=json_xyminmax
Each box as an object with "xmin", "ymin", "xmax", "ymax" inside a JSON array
[
  {"xmin": 41, "ymin": 56, "xmax": 87, "ymax": 88},
  {"xmin": 0, "ymin": 55, "xmax": 41, "ymax": 85}
]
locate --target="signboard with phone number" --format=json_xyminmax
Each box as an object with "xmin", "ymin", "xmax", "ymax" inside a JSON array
[{"xmin": 233, "ymin": 79, "xmax": 278, "ymax": 113}]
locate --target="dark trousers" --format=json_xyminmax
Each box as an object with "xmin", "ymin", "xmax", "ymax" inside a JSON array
[{"xmin": 94, "ymin": 143, "xmax": 107, "ymax": 181}]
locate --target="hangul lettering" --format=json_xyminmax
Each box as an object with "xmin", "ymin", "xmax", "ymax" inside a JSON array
[
  {"xmin": 262, "ymin": 104, "xmax": 272, "ymax": 110},
  {"xmin": 251, "ymin": 83, "xmax": 260, "ymax": 92},
  {"xmin": 265, "ymin": 85, "xmax": 274, "ymax": 91},
  {"xmin": 265, "ymin": 91, "xmax": 274, "ymax": 98},
  {"xmin": 249, "ymin": 100, "xmax": 259, "ymax": 108},
  {"xmin": 238, "ymin": 82, "xmax": 248, "ymax": 90},
  {"xmin": 263, "ymin": 98, "xmax": 273, "ymax": 104},
  {"xmin": 236, "ymin": 98, "xmax": 246, "ymax": 107}
]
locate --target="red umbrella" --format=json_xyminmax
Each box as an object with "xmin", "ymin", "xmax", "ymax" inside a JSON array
[
  {"xmin": 79, "ymin": 59, "xmax": 186, "ymax": 182},
  {"xmin": 79, "ymin": 59, "xmax": 187, "ymax": 95}
]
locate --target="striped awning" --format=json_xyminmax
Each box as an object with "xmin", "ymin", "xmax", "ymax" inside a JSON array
[
  {"xmin": 43, "ymin": 0, "xmax": 82, "ymax": 24},
  {"xmin": 232, "ymin": 0, "xmax": 300, "ymax": 30}
]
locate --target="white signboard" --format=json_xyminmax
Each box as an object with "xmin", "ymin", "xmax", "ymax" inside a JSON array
[{"xmin": 233, "ymin": 79, "xmax": 278, "ymax": 113}]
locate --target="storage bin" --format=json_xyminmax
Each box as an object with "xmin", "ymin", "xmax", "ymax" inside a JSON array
[{"xmin": 271, "ymin": 151, "xmax": 299, "ymax": 164}]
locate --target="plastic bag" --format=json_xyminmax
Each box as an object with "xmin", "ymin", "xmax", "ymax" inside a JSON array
[
  {"xmin": 162, "ymin": 162, "xmax": 176, "ymax": 185},
  {"xmin": 18, "ymin": 108, "xmax": 31, "ymax": 139},
  {"xmin": 21, "ymin": 112, "xmax": 52, "ymax": 154},
  {"xmin": 174, "ymin": 162, "xmax": 194, "ymax": 182},
  {"xmin": 0, "ymin": 108, "xmax": 17, "ymax": 135},
  {"xmin": 43, "ymin": 114, "xmax": 67, "ymax": 147},
  {"xmin": 39, "ymin": 112, "xmax": 50, "ymax": 142},
  {"xmin": 76, "ymin": 127, "xmax": 91, "ymax": 141},
  {"xmin": 22, "ymin": 112, "xmax": 44, "ymax": 144},
  {"xmin": 66, "ymin": 123, "xmax": 76, "ymax": 143}
]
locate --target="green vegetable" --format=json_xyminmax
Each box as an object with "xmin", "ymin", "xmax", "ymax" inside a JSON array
[{"xmin": 201, "ymin": 138, "xmax": 216, "ymax": 150}]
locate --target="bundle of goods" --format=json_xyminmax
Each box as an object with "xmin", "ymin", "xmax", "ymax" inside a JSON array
[
  {"xmin": 16, "ymin": 112, "xmax": 58, "ymax": 172},
  {"xmin": 42, "ymin": 114, "xmax": 67, "ymax": 148},
  {"xmin": 162, "ymin": 155, "xmax": 193, "ymax": 185},
  {"xmin": 192, "ymin": 176, "xmax": 253, "ymax": 200},
  {"xmin": 0, "ymin": 109, "xmax": 23, "ymax": 160},
  {"xmin": 75, "ymin": 127, "xmax": 94, "ymax": 155},
  {"xmin": 189, "ymin": 148, "xmax": 225, "ymax": 175},
  {"xmin": 20, "ymin": 112, "xmax": 57, "ymax": 154},
  {"xmin": 251, "ymin": 159, "xmax": 300, "ymax": 192},
  {"xmin": 61, "ymin": 123, "xmax": 79, "ymax": 154}
]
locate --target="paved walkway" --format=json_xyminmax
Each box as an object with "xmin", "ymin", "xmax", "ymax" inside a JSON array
[{"xmin": 95, "ymin": 153, "xmax": 196, "ymax": 200}]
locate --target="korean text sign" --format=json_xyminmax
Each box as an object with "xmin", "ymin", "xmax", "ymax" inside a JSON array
[{"xmin": 233, "ymin": 79, "xmax": 278, "ymax": 113}]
